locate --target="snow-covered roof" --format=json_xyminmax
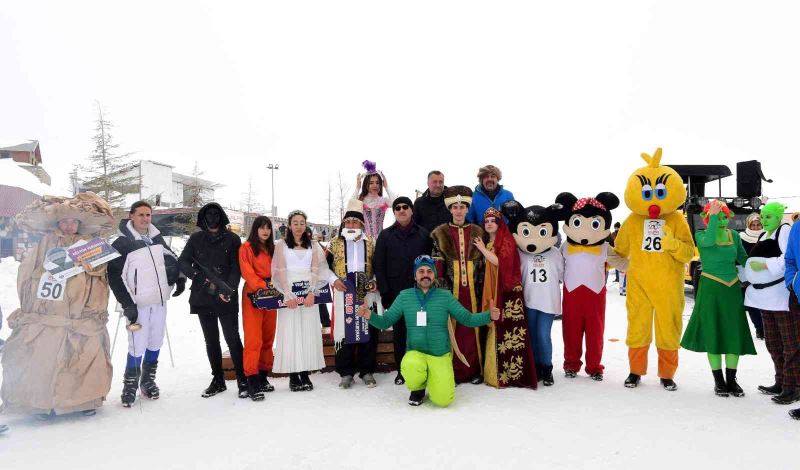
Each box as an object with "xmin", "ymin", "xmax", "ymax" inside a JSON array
[
  {"xmin": 0, "ymin": 140, "xmax": 39, "ymax": 153},
  {"xmin": 172, "ymin": 171, "xmax": 220, "ymax": 188},
  {"xmin": 0, "ymin": 159, "xmax": 54, "ymax": 196}
]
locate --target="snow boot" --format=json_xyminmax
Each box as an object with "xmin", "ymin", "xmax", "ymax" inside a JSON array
[
  {"xmin": 712, "ymin": 369, "xmax": 729, "ymax": 397},
  {"xmin": 564, "ymin": 369, "xmax": 578, "ymax": 379},
  {"xmin": 590, "ymin": 372, "xmax": 604, "ymax": 382},
  {"xmin": 121, "ymin": 366, "xmax": 141, "ymax": 407},
  {"xmin": 259, "ymin": 370, "xmax": 275, "ymax": 393},
  {"xmin": 470, "ymin": 374, "xmax": 484, "ymax": 385},
  {"xmin": 772, "ymin": 387, "xmax": 800, "ymax": 405},
  {"xmin": 339, "ymin": 375, "xmax": 354, "ymax": 389},
  {"xmin": 289, "ymin": 373, "xmax": 303, "ymax": 392},
  {"xmin": 394, "ymin": 372, "xmax": 405, "ymax": 385},
  {"xmin": 542, "ymin": 365, "xmax": 555, "ymax": 386},
  {"xmin": 725, "ymin": 368, "xmax": 744, "ymax": 397},
  {"xmin": 247, "ymin": 375, "xmax": 265, "ymax": 401},
  {"xmin": 758, "ymin": 383, "xmax": 782, "ymax": 396},
  {"xmin": 408, "ymin": 389, "xmax": 425, "ymax": 406},
  {"xmin": 140, "ymin": 361, "xmax": 160, "ymax": 400},
  {"xmin": 789, "ymin": 408, "xmax": 800, "ymax": 420},
  {"xmin": 237, "ymin": 377, "xmax": 249, "ymax": 399},
  {"xmin": 81, "ymin": 409, "xmax": 97, "ymax": 417},
  {"xmin": 201, "ymin": 376, "xmax": 227, "ymax": 398},
  {"xmin": 624, "ymin": 373, "xmax": 641, "ymax": 388},
  {"xmin": 362, "ymin": 373, "xmax": 377, "ymax": 388},
  {"xmin": 660, "ymin": 378, "xmax": 678, "ymax": 391},
  {"xmin": 300, "ymin": 371, "xmax": 314, "ymax": 391}
]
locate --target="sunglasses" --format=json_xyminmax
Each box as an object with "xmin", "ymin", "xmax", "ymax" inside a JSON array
[{"xmin": 394, "ymin": 204, "xmax": 410, "ymax": 211}]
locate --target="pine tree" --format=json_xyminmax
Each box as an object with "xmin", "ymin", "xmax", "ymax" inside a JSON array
[{"xmin": 81, "ymin": 102, "xmax": 138, "ymax": 211}]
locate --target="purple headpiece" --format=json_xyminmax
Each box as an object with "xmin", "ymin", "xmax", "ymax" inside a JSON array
[{"xmin": 362, "ymin": 160, "xmax": 378, "ymax": 175}]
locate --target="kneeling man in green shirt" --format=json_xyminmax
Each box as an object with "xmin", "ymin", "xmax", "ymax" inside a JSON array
[{"xmin": 357, "ymin": 255, "xmax": 500, "ymax": 406}]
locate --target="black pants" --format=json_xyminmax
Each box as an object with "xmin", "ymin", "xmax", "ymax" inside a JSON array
[
  {"xmin": 198, "ymin": 312, "xmax": 244, "ymax": 381},
  {"xmin": 319, "ymin": 302, "xmax": 331, "ymax": 327},
  {"xmin": 383, "ymin": 293, "xmax": 407, "ymax": 373},
  {"xmin": 393, "ymin": 316, "xmax": 407, "ymax": 371},
  {"xmin": 335, "ymin": 325, "xmax": 380, "ymax": 377}
]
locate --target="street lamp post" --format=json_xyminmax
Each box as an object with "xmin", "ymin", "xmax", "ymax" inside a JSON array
[{"xmin": 267, "ymin": 163, "xmax": 279, "ymax": 217}]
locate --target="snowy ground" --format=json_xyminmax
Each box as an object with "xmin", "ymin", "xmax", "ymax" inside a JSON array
[{"xmin": 0, "ymin": 256, "xmax": 797, "ymax": 469}]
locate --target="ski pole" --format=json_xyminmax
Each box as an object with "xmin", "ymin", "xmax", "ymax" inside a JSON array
[
  {"xmin": 165, "ymin": 322, "xmax": 175, "ymax": 368},
  {"xmin": 110, "ymin": 312, "xmax": 122, "ymax": 356}
]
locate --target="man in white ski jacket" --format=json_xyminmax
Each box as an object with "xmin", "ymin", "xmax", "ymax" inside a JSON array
[{"xmin": 108, "ymin": 200, "xmax": 185, "ymax": 407}]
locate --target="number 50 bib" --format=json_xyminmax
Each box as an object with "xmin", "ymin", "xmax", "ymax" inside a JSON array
[{"xmin": 37, "ymin": 273, "xmax": 66, "ymax": 301}]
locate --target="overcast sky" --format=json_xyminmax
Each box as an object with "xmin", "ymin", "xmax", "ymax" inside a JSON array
[{"xmin": 2, "ymin": 1, "xmax": 798, "ymax": 224}]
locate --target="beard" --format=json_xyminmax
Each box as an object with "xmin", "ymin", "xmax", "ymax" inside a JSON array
[{"xmin": 342, "ymin": 228, "xmax": 363, "ymax": 241}]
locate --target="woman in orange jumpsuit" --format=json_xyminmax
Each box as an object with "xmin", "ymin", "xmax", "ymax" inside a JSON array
[{"xmin": 240, "ymin": 216, "xmax": 277, "ymax": 401}]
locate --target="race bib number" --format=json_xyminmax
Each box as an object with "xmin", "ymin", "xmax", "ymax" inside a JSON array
[
  {"xmin": 37, "ymin": 274, "xmax": 66, "ymax": 301},
  {"xmin": 529, "ymin": 256, "xmax": 550, "ymax": 283},
  {"xmin": 642, "ymin": 219, "xmax": 665, "ymax": 253}
]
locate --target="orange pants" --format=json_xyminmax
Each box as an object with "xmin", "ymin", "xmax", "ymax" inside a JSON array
[{"xmin": 242, "ymin": 298, "xmax": 277, "ymax": 377}]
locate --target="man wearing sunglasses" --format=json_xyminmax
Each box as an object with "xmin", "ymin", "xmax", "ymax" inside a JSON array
[
  {"xmin": 358, "ymin": 256, "xmax": 500, "ymax": 406},
  {"xmin": 373, "ymin": 196, "xmax": 433, "ymax": 385}
]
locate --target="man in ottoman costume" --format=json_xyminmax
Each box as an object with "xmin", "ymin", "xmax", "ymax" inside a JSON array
[{"xmin": 430, "ymin": 185, "xmax": 487, "ymax": 384}]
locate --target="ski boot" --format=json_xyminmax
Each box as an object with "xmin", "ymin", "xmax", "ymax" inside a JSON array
[
  {"xmin": 140, "ymin": 361, "xmax": 160, "ymax": 400},
  {"xmin": 121, "ymin": 366, "xmax": 141, "ymax": 407}
]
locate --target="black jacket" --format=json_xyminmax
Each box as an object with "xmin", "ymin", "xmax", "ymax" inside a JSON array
[
  {"xmin": 413, "ymin": 188, "xmax": 451, "ymax": 233},
  {"xmin": 178, "ymin": 203, "xmax": 241, "ymax": 315},
  {"xmin": 373, "ymin": 222, "xmax": 433, "ymax": 307}
]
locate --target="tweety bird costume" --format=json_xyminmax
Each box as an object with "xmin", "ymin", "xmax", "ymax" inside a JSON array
[{"xmin": 613, "ymin": 148, "xmax": 695, "ymax": 389}]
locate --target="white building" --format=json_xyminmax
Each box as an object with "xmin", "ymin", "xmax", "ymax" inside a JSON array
[{"xmin": 121, "ymin": 160, "xmax": 219, "ymax": 209}]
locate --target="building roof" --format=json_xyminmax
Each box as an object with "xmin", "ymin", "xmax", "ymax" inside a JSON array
[
  {"xmin": 0, "ymin": 185, "xmax": 40, "ymax": 217},
  {"xmin": 0, "ymin": 140, "xmax": 39, "ymax": 153},
  {"xmin": 0, "ymin": 159, "xmax": 54, "ymax": 196},
  {"xmin": 172, "ymin": 171, "xmax": 221, "ymax": 189}
]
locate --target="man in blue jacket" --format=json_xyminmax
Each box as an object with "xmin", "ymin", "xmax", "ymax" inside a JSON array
[{"xmin": 466, "ymin": 165, "xmax": 515, "ymax": 224}]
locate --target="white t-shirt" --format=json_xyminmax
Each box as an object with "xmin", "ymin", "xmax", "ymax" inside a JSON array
[{"xmin": 520, "ymin": 247, "xmax": 564, "ymax": 315}]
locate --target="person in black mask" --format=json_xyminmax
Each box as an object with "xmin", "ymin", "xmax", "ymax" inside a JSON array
[{"xmin": 178, "ymin": 203, "xmax": 246, "ymax": 398}]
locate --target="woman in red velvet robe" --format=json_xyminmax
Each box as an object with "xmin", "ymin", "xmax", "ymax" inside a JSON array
[{"xmin": 474, "ymin": 207, "xmax": 537, "ymax": 388}]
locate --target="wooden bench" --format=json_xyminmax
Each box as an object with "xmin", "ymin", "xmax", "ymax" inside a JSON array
[{"xmin": 222, "ymin": 330, "xmax": 397, "ymax": 380}]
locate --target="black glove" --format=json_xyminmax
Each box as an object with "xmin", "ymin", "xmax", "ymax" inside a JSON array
[
  {"xmin": 172, "ymin": 277, "xmax": 186, "ymax": 297},
  {"xmin": 123, "ymin": 305, "xmax": 138, "ymax": 324}
]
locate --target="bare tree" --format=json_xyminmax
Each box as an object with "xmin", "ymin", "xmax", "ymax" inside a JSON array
[
  {"xmin": 240, "ymin": 176, "xmax": 264, "ymax": 214},
  {"xmin": 336, "ymin": 171, "xmax": 350, "ymax": 220},
  {"xmin": 81, "ymin": 102, "xmax": 138, "ymax": 210},
  {"xmin": 182, "ymin": 161, "xmax": 218, "ymax": 233}
]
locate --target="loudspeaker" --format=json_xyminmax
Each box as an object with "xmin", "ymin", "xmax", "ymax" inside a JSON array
[{"xmin": 737, "ymin": 161, "xmax": 770, "ymax": 198}]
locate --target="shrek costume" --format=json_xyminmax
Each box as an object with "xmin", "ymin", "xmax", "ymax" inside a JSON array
[{"xmin": 681, "ymin": 210, "xmax": 756, "ymax": 397}]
